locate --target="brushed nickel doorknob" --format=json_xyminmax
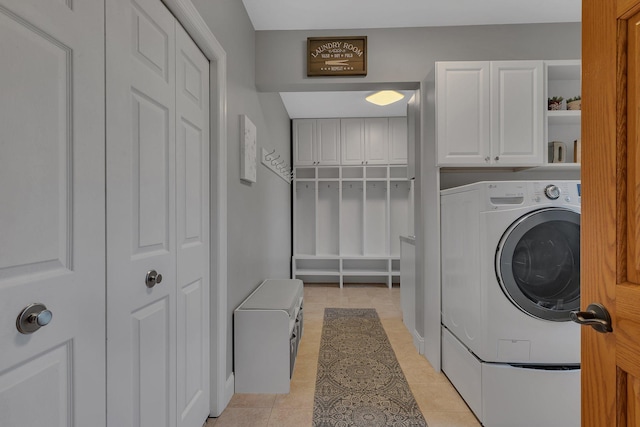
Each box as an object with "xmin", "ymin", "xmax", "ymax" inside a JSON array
[
  {"xmin": 16, "ymin": 303, "xmax": 53, "ymax": 334},
  {"xmin": 145, "ymin": 270, "xmax": 163, "ymax": 288}
]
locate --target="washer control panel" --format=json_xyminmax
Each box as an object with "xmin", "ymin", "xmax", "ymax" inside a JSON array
[
  {"xmin": 531, "ymin": 181, "xmax": 581, "ymax": 206},
  {"xmin": 479, "ymin": 181, "xmax": 581, "ymax": 210}
]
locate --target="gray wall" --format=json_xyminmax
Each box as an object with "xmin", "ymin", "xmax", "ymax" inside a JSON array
[
  {"xmin": 255, "ymin": 23, "xmax": 581, "ymax": 92},
  {"xmin": 255, "ymin": 22, "xmax": 581, "ymax": 370},
  {"xmin": 192, "ymin": 0, "xmax": 293, "ymax": 380}
]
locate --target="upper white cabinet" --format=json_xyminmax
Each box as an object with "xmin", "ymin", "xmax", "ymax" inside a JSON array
[
  {"xmin": 436, "ymin": 61, "xmax": 490, "ymax": 165},
  {"xmin": 293, "ymin": 118, "xmax": 340, "ymax": 166},
  {"xmin": 364, "ymin": 118, "xmax": 389, "ymax": 164},
  {"xmin": 341, "ymin": 118, "xmax": 391, "ymax": 165},
  {"xmin": 389, "ymin": 117, "xmax": 408, "ymax": 164},
  {"xmin": 295, "ymin": 117, "xmax": 407, "ymax": 166},
  {"xmin": 340, "ymin": 118, "xmax": 365, "ymax": 164},
  {"xmin": 436, "ymin": 60, "xmax": 544, "ymax": 167}
]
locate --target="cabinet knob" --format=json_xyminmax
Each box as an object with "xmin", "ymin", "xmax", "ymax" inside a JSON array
[
  {"xmin": 494, "ymin": 156, "xmax": 500, "ymax": 161},
  {"xmin": 485, "ymin": 156, "xmax": 490, "ymax": 162}
]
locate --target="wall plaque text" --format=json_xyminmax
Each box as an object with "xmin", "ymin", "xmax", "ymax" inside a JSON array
[{"xmin": 307, "ymin": 36, "xmax": 367, "ymax": 77}]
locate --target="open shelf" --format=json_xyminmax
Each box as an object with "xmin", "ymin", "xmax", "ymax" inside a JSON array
[
  {"xmin": 294, "ymin": 258, "xmax": 340, "ymax": 275},
  {"xmin": 341, "ymin": 181, "xmax": 364, "ymax": 256},
  {"xmin": 295, "ymin": 167, "xmax": 315, "ymax": 179},
  {"xmin": 317, "ymin": 181, "xmax": 339, "ymax": 255},
  {"xmin": 366, "ymin": 166, "xmax": 387, "ymax": 179},
  {"xmin": 342, "ymin": 166, "xmax": 364, "ymax": 179},
  {"xmin": 365, "ymin": 181, "xmax": 387, "ymax": 256},
  {"xmin": 390, "ymin": 166, "xmax": 408, "ymax": 179},
  {"xmin": 318, "ymin": 167, "xmax": 340, "ymax": 179},
  {"xmin": 545, "ymin": 60, "xmax": 581, "ymax": 166},
  {"xmin": 295, "ymin": 182, "xmax": 315, "ymax": 255}
]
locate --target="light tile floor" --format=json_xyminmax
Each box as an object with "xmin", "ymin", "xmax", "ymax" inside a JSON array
[{"xmin": 205, "ymin": 283, "xmax": 480, "ymax": 427}]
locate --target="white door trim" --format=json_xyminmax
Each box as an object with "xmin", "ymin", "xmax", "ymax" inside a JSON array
[{"xmin": 161, "ymin": 0, "xmax": 229, "ymax": 416}]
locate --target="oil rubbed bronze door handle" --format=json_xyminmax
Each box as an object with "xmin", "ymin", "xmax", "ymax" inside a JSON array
[{"xmin": 570, "ymin": 303, "xmax": 613, "ymax": 333}]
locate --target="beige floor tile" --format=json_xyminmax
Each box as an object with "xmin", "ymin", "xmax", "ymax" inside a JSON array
[
  {"xmin": 267, "ymin": 407, "xmax": 314, "ymax": 426},
  {"xmin": 411, "ymin": 381, "xmax": 471, "ymax": 413},
  {"xmin": 422, "ymin": 411, "xmax": 482, "ymax": 427},
  {"xmin": 215, "ymin": 283, "xmax": 478, "ymax": 426},
  {"xmin": 273, "ymin": 380, "xmax": 316, "ymax": 409},
  {"xmin": 212, "ymin": 407, "xmax": 271, "ymax": 427},
  {"xmin": 227, "ymin": 393, "xmax": 277, "ymax": 408},
  {"xmin": 204, "ymin": 417, "xmax": 217, "ymax": 426}
]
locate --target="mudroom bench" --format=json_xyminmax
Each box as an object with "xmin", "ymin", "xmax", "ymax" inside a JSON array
[{"xmin": 233, "ymin": 279, "xmax": 304, "ymax": 393}]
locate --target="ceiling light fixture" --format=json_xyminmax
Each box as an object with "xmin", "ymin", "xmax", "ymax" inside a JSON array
[{"xmin": 365, "ymin": 90, "xmax": 405, "ymax": 106}]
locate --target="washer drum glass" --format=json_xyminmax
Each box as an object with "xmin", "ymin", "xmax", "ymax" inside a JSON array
[{"xmin": 496, "ymin": 208, "xmax": 580, "ymax": 322}]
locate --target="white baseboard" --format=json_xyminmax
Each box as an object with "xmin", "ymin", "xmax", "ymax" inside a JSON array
[
  {"xmin": 223, "ymin": 373, "xmax": 234, "ymax": 408},
  {"xmin": 413, "ymin": 330, "xmax": 425, "ymax": 355}
]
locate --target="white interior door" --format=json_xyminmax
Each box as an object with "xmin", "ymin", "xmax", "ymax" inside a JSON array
[
  {"xmin": 106, "ymin": 0, "xmax": 209, "ymax": 426},
  {"xmin": 175, "ymin": 22, "xmax": 210, "ymax": 427},
  {"xmin": 0, "ymin": 1, "xmax": 106, "ymax": 426},
  {"xmin": 106, "ymin": 0, "xmax": 177, "ymax": 425}
]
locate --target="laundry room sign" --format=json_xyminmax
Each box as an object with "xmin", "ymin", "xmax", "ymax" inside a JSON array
[{"xmin": 307, "ymin": 36, "xmax": 367, "ymax": 76}]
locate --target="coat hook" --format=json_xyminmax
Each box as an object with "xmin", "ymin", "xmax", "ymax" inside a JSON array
[{"xmin": 264, "ymin": 148, "xmax": 276, "ymax": 160}]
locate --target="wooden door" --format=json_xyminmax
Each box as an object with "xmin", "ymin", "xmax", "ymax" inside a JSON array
[
  {"xmin": 0, "ymin": 1, "xmax": 106, "ymax": 425},
  {"xmin": 582, "ymin": 0, "xmax": 640, "ymax": 425},
  {"xmin": 490, "ymin": 61, "xmax": 543, "ymax": 166},
  {"xmin": 435, "ymin": 61, "xmax": 491, "ymax": 165}
]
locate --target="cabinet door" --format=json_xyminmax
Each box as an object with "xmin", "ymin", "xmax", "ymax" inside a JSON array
[
  {"xmin": 316, "ymin": 118, "xmax": 340, "ymax": 165},
  {"xmin": 490, "ymin": 61, "xmax": 544, "ymax": 166},
  {"xmin": 293, "ymin": 119, "xmax": 316, "ymax": 165},
  {"xmin": 389, "ymin": 117, "xmax": 408, "ymax": 164},
  {"xmin": 436, "ymin": 61, "xmax": 491, "ymax": 165},
  {"xmin": 341, "ymin": 118, "xmax": 365, "ymax": 165},
  {"xmin": 365, "ymin": 118, "xmax": 389, "ymax": 164}
]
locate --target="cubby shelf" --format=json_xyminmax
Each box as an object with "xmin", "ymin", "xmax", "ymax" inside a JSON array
[{"xmin": 293, "ymin": 164, "xmax": 410, "ymax": 288}]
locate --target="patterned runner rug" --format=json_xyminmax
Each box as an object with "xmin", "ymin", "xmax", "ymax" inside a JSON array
[{"xmin": 313, "ymin": 308, "xmax": 427, "ymax": 427}]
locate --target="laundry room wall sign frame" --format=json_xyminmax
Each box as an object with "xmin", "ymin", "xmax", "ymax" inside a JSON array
[{"xmin": 307, "ymin": 36, "xmax": 367, "ymax": 77}]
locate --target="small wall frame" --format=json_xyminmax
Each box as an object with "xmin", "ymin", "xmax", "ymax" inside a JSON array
[{"xmin": 240, "ymin": 114, "xmax": 257, "ymax": 183}]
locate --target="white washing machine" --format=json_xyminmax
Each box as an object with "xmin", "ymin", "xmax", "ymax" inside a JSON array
[{"xmin": 440, "ymin": 181, "xmax": 581, "ymax": 427}]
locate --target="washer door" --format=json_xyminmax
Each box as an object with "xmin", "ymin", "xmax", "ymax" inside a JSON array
[{"xmin": 496, "ymin": 208, "xmax": 580, "ymax": 321}]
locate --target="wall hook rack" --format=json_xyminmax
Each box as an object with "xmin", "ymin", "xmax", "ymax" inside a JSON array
[{"xmin": 261, "ymin": 147, "xmax": 291, "ymax": 183}]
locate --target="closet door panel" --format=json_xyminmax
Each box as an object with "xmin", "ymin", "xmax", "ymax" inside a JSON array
[
  {"xmin": 175, "ymin": 23, "xmax": 210, "ymax": 427},
  {"xmin": 106, "ymin": 0, "xmax": 177, "ymax": 426}
]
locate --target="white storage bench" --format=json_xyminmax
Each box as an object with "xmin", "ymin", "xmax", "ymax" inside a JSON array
[{"xmin": 234, "ymin": 279, "xmax": 304, "ymax": 393}]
